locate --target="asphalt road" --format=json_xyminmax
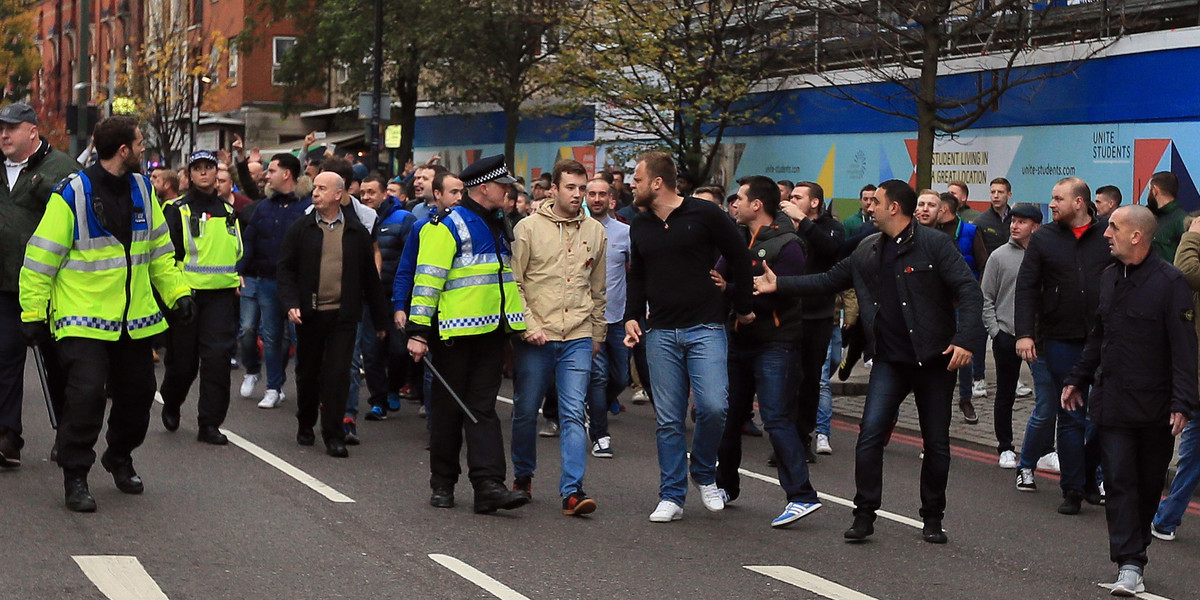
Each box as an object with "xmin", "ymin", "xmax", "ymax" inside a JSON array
[{"xmin": 4, "ymin": 355, "xmax": 1199, "ymax": 600}]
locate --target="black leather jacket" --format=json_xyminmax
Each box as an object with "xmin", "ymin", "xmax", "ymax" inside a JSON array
[{"xmin": 777, "ymin": 220, "xmax": 984, "ymax": 366}]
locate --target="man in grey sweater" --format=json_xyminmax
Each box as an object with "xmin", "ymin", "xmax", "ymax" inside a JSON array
[{"xmin": 981, "ymin": 203, "xmax": 1042, "ymax": 469}]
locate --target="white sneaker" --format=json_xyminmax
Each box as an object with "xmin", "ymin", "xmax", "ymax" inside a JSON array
[
  {"xmin": 258, "ymin": 389, "xmax": 284, "ymax": 409},
  {"xmin": 863, "ymin": 359, "xmax": 873, "ymax": 368},
  {"xmin": 998, "ymin": 450, "xmax": 1018, "ymax": 469},
  {"xmin": 694, "ymin": 481, "xmax": 725, "ymax": 511},
  {"xmin": 591, "ymin": 436, "xmax": 613, "ymax": 458},
  {"xmin": 1016, "ymin": 381, "xmax": 1033, "ymax": 398},
  {"xmin": 972, "ymin": 379, "xmax": 988, "ymax": 398},
  {"xmin": 1037, "ymin": 451, "xmax": 1060, "ymax": 474},
  {"xmin": 240, "ymin": 373, "xmax": 261, "ymax": 398},
  {"xmin": 631, "ymin": 389, "xmax": 649, "ymax": 405},
  {"xmin": 815, "ymin": 434, "xmax": 832, "ymax": 455},
  {"xmin": 649, "ymin": 500, "xmax": 683, "ymax": 522}
]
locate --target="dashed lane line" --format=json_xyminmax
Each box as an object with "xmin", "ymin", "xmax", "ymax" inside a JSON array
[
  {"xmin": 429, "ymin": 554, "xmax": 532, "ymax": 600},
  {"xmin": 745, "ymin": 565, "xmax": 877, "ymax": 600},
  {"xmin": 155, "ymin": 394, "xmax": 353, "ymax": 503},
  {"xmin": 73, "ymin": 555, "xmax": 170, "ymax": 600},
  {"xmin": 223, "ymin": 430, "xmax": 355, "ymax": 503}
]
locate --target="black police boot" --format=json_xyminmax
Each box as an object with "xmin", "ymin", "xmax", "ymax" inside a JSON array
[
  {"xmin": 922, "ymin": 520, "xmax": 948, "ymax": 544},
  {"xmin": 473, "ymin": 480, "xmax": 530, "ymax": 514},
  {"xmin": 430, "ymin": 486, "xmax": 454, "ymax": 509},
  {"xmin": 64, "ymin": 476, "xmax": 97, "ymax": 513},
  {"xmin": 100, "ymin": 452, "xmax": 144, "ymax": 494}
]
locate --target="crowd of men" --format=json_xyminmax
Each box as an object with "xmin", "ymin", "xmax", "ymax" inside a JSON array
[{"xmin": 1, "ymin": 105, "xmax": 1198, "ymax": 597}]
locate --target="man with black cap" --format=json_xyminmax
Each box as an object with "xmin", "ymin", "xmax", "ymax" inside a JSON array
[
  {"xmin": 981, "ymin": 203, "xmax": 1041, "ymax": 469},
  {"xmin": 20, "ymin": 115, "xmax": 194, "ymax": 511},
  {"xmin": 406, "ymin": 154, "xmax": 530, "ymax": 514},
  {"xmin": 158, "ymin": 150, "xmax": 243, "ymax": 445},
  {"xmin": 0, "ymin": 102, "xmax": 78, "ymax": 467}
]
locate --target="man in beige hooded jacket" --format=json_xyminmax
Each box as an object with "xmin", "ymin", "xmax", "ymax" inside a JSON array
[{"xmin": 510, "ymin": 158, "xmax": 608, "ymax": 516}]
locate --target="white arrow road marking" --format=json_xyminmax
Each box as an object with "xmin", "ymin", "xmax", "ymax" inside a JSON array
[
  {"xmin": 224, "ymin": 431, "xmax": 355, "ymax": 503},
  {"xmin": 746, "ymin": 565, "xmax": 877, "ymax": 600},
  {"xmin": 429, "ymin": 554, "xmax": 531, "ymax": 600},
  {"xmin": 73, "ymin": 556, "xmax": 170, "ymax": 600}
]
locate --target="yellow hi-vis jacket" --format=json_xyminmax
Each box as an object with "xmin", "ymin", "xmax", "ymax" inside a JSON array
[
  {"xmin": 19, "ymin": 171, "xmax": 190, "ymax": 340},
  {"xmin": 409, "ymin": 202, "xmax": 525, "ymax": 339},
  {"xmin": 175, "ymin": 200, "xmax": 242, "ymax": 290}
]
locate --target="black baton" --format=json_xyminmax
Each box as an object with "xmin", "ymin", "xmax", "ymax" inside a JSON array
[{"xmin": 32, "ymin": 345, "xmax": 57, "ymax": 430}]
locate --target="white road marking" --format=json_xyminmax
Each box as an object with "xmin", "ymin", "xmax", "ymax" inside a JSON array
[
  {"xmin": 429, "ymin": 554, "xmax": 531, "ymax": 600},
  {"xmin": 1096, "ymin": 582, "xmax": 1174, "ymax": 600},
  {"xmin": 223, "ymin": 431, "xmax": 355, "ymax": 503},
  {"xmin": 73, "ymin": 555, "xmax": 170, "ymax": 600},
  {"xmin": 737, "ymin": 468, "xmax": 924, "ymax": 529},
  {"xmin": 746, "ymin": 565, "xmax": 877, "ymax": 600},
  {"xmin": 497, "ymin": 395, "xmax": 513, "ymax": 405}
]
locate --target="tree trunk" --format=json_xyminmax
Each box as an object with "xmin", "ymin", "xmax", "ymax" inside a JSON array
[
  {"xmin": 915, "ymin": 26, "xmax": 941, "ymax": 191},
  {"xmin": 503, "ymin": 106, "xmax": 520, "ymax": 174}
]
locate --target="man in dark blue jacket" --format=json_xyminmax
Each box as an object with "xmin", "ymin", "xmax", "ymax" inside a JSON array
[
  {"xmin": 237, "ymin": 153, "xmax": 310, "ymax": 409},
  {"xmin": 361, "ymin": 173, "xmax": 414, "ymax": 419},
  {"xmin": 756, "ymin": 179, "xmax": 983, "ymax": 545},
  {"xmin": 1062, "ymin": 205, "xmax": 1197, "ymax": 596}
]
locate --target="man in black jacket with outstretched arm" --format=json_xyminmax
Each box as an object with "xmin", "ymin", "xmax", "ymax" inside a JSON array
[{"xmin": 756, "ymin": 179, "xmax": 983, "ymax": 544}]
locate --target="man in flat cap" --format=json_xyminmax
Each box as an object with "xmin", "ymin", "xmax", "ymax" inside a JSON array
[
  {"xmin": 406, "ymin": 155, "xmax": 531, "ymax": 514},
  {"xmin": 0, "ymin": 103, "xmax": 79, "ymax": 468}
]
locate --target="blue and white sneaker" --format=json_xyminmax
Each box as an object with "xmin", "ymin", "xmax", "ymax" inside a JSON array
[
  {"xmin": 364, "ymin": 406, "xmax": 388, "ymax": 421},
  {"xmin": 387, "ymin": 393, "xmax": 402, "ymax": 412},
  {"xmin": 771, "ymin": 501, "xmax": 822, "ymax": 528}
]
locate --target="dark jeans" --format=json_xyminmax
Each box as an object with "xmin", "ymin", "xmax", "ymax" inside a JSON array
[
  {"xmin": 794, "ymin": 317, "xmax": 835, "ymax": 441},
  {"xmin": 0, "ymin": 291, "xmax": 67, "ymax": 448},
  {"xmin": 855, "ymin": 357, "xmax": 956, "ymax": 522},
  {"xmin": 718, "ymin": 340, "xmax": 817, "ymax": 503},
  {"xmin": 586, "ymin": 323, "xmax": 630, "ymax": 442},
  {"xmin": 346, "ymin": 302, "xmax": 389, "ymax": 416},
  {"xmin": 428, "ymin": 331, "xmax": 508, "ymax": 489},
  {"xmin": 160, "ymin": 289, "xmax": 239, "ymax": 427},
  {"xmin": 992, "ymin": 332, "xmax": 1022, "ymax": 453},
  {"xmin": 958, "ymin": 323, "xmax": 988, "ymax": 400},
  {"xmin": 56, "ymin": 335, "xmax": 157, "ymax": 476},
  {"xmin": 294, "ymin": 311, "xmax": 357, "ymax": 443},
  {"xmin": 1029, "ymin": 340, "xmax": 1091, "ymax": 493},
  {"xmin": 1100, "ymin": 424, "xmax": 1175, "ymax": 568}
]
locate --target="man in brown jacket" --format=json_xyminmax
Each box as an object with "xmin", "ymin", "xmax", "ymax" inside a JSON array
[{"xmin": 510, "ymin": 159, "xmax": 607, "ymax": 516}]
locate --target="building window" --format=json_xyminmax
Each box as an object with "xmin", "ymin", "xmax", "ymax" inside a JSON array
[
  {"xmin": 272, "ymin": 36, "xmax": 296, "ymax": 85},
  {"xmin": 192, "ymin": 0, "xmax": 203, "ymax": 26},
  {"xmin": 228, "ymin": 46, "xmax": 238, "ymax": 86},
  {"xmin": 209, "ymin": 45, "xmax": 220, "ymax": 86}
]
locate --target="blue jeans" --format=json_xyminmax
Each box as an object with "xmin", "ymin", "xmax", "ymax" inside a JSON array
[
  {"xmin": 254, "ymin": 278, "xmax": 289, "ymax": 391},
  {"xmin": 817, "ymin": 325, "xmax": 842, "ymax": 437},
  {"xmin": 857, "ymin": 358, "xmax": 956, "ymax": 521},
  {"xmin": 1020, "ymin": 340, "xmax": 1089, "ymax": 493},
  {"xmin": 238, "ymin": 277, "xmax": 262, "ymax": 374},
  {"xmin": 645, "ymin": 324, "xmax": 729, "ymax": 506},
  {"xmin": 718, "ymin": 340, "xmax": 816, "ymax": 503},
  {"xmin": 587, "ymin": 323, "xmax": 630, "ymax": 442},
  {"xmin": 346, "ymin": 303, "xmax": 387, "ymax": 417},
  {"xmin": 1153, "ymin": 419, "xmax": 1200, "ymax": 534},
  {"xmin": 512, "ymin": 338, "xmax": 593, "ymax": 496}
]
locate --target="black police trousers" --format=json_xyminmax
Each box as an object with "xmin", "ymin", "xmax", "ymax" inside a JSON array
[
  {"xmin": 428, "ymin": 330, "xmax": 508, "ymax": 490},
  {"xmin": 159, "ymin": 288, "xmax": 239, "ymax": 428},
  {"xmin": 56, "ymin": 334, "xmax": 157, "ymax": 476}
]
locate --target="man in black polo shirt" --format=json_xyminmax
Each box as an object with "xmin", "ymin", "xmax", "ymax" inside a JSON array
[{"xmin": 623, "ymin": 152, "xmax": 754, "ymax": 523}]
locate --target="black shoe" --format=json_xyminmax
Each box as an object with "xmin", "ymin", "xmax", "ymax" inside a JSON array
[
  {"xmin": 562, "ymin": 491, "xmax": 597, "ymax": 516},
  {"xmin": 325, "ymin": 439, "xmax": 349, "ymax": 458},
  {"xmin": 100, "ymin": 453, "xmax": 144, "ymax": 494},
  {"xmin": 297, "ymin": 428, "xmax": 316, "ymax": 446},
  {"xmin": 1058, "ymin": 490, "xmax": 1083, "ymax": 515},
  {"xmin": 513, "ymin": 475, "xmax": 532, "ymax": 497},
  {"xmin": 804, "ymin": 441, "xmax": 818, "ymax": 464},
  {"xmin": 836, "ymin": 357, "xmax": 855, "ymax": 381},
  {"xmin": 0, "ymin": 432, "xmax": 21, "ymax": 468},
  {"xmin": 959, "ymin": 399, "xmax": 979, "ymax": 424},
  {"xmin": 741, "ymin": 420, "xmax": 763, "ymax": 437},
  {"xmin": 64, "ymin": 476, "xmax": 97, "ymax": 513},
  {"xmin": 430, "ymin": 487, "xmax": 454, "ymax": 508},
  {"xmin": 922, "ymin": 520, "xmax": 948, "ymax": 544},
  {"xmin": 196, "ymin": 426, "xmax": 228, "ymax": 445},
  {"xmin": 1083, "ymin": 483, "xmax": 1105, "ymax": 506},
  {"xmin": 161, "ymin": 403, "xmax": 180, "ymax": 432},
  {"xmin": 766, "ymin": 452, "xmax": 778, "ymax": 467},
  {"xmin": 844, "ymin": 514, "xmax": 875, "ymax": 541},
  {"xmin": 474, "ymin": 480, "xmax": 531, "ymax": 514},
  {"xmin": 49, "ymin": 441, "xmax": 58, "ymax": 464}
]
